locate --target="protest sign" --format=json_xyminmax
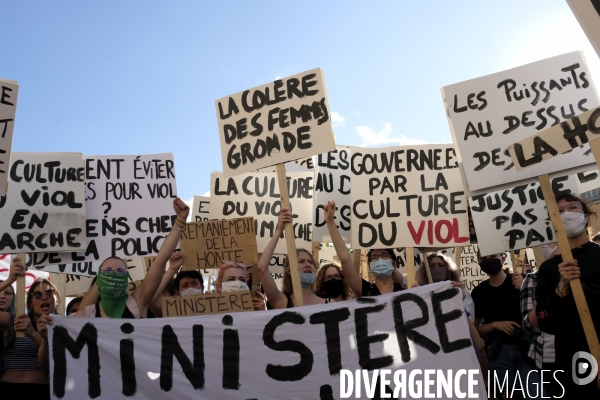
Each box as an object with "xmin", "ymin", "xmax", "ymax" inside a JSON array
[
  {"xmin": 180, "ymin": 217, "xmax": 258, "ymax": 270},
  {"xmin": 30, "ymin": 254, "xmax": 150, "ymax": 281},
  {"xmin": 313, "ymin": 146, "xmax": 352, "ymax": 243},
  {"xmin": 210, "ymin": 171, "xmax": 313, "ymax": 254},
  {"xmin": 0, "ymin": 79, "xmax": 18, "ymax": 197},
  {"xmin": 215, "ymin": 68, "xmax": 335, "ymax": 175},
  {"xmin": 507, "ymin": 106, "xmax": 600, "ymax": 171},
  {"xmin": 192, "ymin": 196, "xmax": 210, "ymax": 222},
  {"xmin": 567, "ymin": 0, "xmax": 600, "ymax": 58},
  {"xmin": 442, "ymin": 51, "xmax": 599, "ymax": 192},
  {"xmin": 575, "ymin": 168, "xmax": 600, "ymax": 193},
  {"xmin": 350, "ymin": 144, "xmax": 470, "ymax": 248},
  {"xmin": 469, "ymin": 174, "xmax": 580, "ymax": 256},
  {"xmin": 64, "ymin": 274, "xmax": 93, "ymax": 297},
  {"xmin": 48, "ymin": 282, "xmax": 484, "ymax": 400},
  {"xmin": 28, "ymin": 154, "xmax": 177, "ymax": 267},
  {"xmin": 0, "ymin": 152, "xmax": 87, "ymax": 253},
  {"xmin": 161, "ymin": 290, "xmax": 253, "ymax": 317}
]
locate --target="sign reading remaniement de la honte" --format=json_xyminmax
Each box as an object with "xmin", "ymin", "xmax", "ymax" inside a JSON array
[
  {"xmin": 47, "ymin": 282, "xmax": 485, "ymax": 399},
  {"xmin": 0, "ymin": 152, "xmax": 87, "ymax": 253},
  {"xmin": 442, "ymin": 51, "xmax": 599, "ymax": 192},
  {"xmin": 215, "ymin": 68, "xmax": 336, "ymax": 175},
  {"xmin": 0, "ymin": 79, "xmax": 18, "ymax": 198}
]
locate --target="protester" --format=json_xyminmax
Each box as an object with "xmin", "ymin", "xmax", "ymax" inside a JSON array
[
  {"xmin": 416, "ymin": 252, "xmax": 475, "ymax": 321},
  {"xmin": 314, "ymin": 262, "xmax": 350, "ymax": 302},
  {"xmin": 0, "ymin": 257, "xmax": 60, "ymax": 398},
  {"xmin": 324, "ymin": 201, "xmax": 405, "ymax": 297},
  {"xmin": 215, "ymin": 261, "xmax": 265, "ymax": 311},
  {"xmin": 65, "ymin": 298, "xmax": 82, "ymax": 316},
  {"xmin": 536, "ymin": 193, "xmax": 600, "ymax": 397},
  {"xmin": 0, "ymin": 279, "xmax": 16, "ymax": 380},
  {"xmin": 472, "ymin": 252, "xmax": 544, "ymax": 398},
  {"xmin": 257, "ymin": 209, "xmax": 327, "ymax": 308}
]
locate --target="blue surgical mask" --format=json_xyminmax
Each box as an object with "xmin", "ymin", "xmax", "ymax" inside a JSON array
[
  {"xmin": 299, "ymin": 272, "xmax": 316, "ymax": 288},
  {"xmin": 370, "ymin": 259, "xmax": 395, "ymax": 279}
]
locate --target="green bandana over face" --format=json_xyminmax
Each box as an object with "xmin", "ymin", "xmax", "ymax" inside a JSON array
[{"xmin": 96, "ymin": 271, "xmax": 129, "ymax": 318}]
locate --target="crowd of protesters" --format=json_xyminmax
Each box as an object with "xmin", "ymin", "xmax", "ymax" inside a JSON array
[{"xmin": 1, "ymin": 194, "xmax": 599, "ymax": 399}]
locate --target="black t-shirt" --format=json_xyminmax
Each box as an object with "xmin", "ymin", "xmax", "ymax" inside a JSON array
[
  {"xmin": 536, "ymin": 241, "xmax": 600, "ymax": 396},
  {"xmin": 471, "ymin": 273, "xmax": 522, "ymax": 345},
  {"xmin": 361, "ymin": 278, "xmax": 403, "ymax": 297}
]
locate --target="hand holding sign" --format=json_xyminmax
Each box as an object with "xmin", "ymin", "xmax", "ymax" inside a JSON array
[
  {"xmin": 8, "ymin": 256, "xmax": 26, "ymax": 282},
  {"xmin": 557, "ymin": 259, "xmax": 581, "ymax": 295},
  {"xmin": 277, "ymin": 208, "xmax": 292, "ymax": 234}
]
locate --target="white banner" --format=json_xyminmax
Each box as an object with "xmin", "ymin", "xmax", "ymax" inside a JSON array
[
  {"xmin": 0, "ymin": 152, "xmax": 87, "ymax": 253},
  {"xmin": 0, "ymin": 79, "xmax": 18, "ymax": 197},
  {"xmin": 469, "ymin": 174, "xmax": 580, "ymax": 256},
  {"xmin": 210, "ymin": 171, "xmax": 313, "ymax": 254},
  {"xmin": 48, "ymin": 282, "xmax": 484, "ymax": 399},
  {"xmin": 29, "ymin": 154, "xmax": 177, "ymax": 267},
  {"xmin": 313, "ymin": 146, "xmax": 352, "ymax": 243},
  {"xmin": 215, "ymin": 68, "xmax": 336, "ymax": 175},
  {"xmin": 192, "ymin": 195, "xmax": 210, "ymax": 222},
  {"xmin": 350, "ymin": 144, "xmax": 470, "ymax": 248},
  {"xmin": 442, "ymin": 51, "xmax": 599, "ymax": 192}
]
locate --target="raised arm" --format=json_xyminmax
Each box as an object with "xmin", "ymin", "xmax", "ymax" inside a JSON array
[
  {"xmin": 152, "ymin": 251, "xmax": 182, "ymax": 303},
  {"xmin": 257, "ymin": 209, "xmax": 291, "ymax": 309},
  {"xmin": 134, "ymin": 198, "xmax": 189, "ymax": 309},
  {"xmin": 324, "ymin": 201, "xmax": 363, "ymax": 297}
]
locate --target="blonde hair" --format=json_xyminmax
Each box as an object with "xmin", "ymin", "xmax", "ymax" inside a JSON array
[
  {"xmin": 416, "ymin": 253, "xmax": 460, "ymax": 286},
  {"xmin": 282, "ymin": 248, "xmax": 316, "ymax": 296}
]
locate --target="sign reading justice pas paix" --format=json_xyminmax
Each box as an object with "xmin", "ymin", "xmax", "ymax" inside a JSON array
[
  {"xmin": 215, "ymin": 68, "xmax": 336, "ymax": 175},
  {"xmin": 350, "ymin": 144, "xmax": 470, "ymax": 248},
  {"xmin": 442, "ymin": 51, "xmax": 599, "ymax": 192},
  {"xmin": 48, "ymin": 282, "xmax": 485, "ymax": 400}
]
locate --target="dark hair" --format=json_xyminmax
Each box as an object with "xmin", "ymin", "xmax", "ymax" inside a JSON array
[
  {"xmin": 593, "ymin": 233, "xmax": 600, "ymax": 242},
  {"xmin": 315, "ymin": 262, "xmax": 350, "ymax": 300},
  {"xmin": 66, "ymin": 297, "xmax": 82, "ymax": 315},
  {"xmin": 555, "ymin": 192, "xmax": 596, "ymax": 226},
  {"xmin": 366, "ymin": 248, "xmax": 397, "ymax": 262},
  {"xmin": 174, "ymin": 271, "xmax": 204, "ymax": 291},
  {"xmin": 27, "ymin": 279, "xmax": 61, "ymax": 322}
]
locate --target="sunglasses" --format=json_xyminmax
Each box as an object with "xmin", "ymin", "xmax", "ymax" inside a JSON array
[
  {"xmin": 32, "ymin": 289, "xmax": 54, "ymax": 299},
  {"xmin": 101, "ymin": 266, "xmax": 128, "ymax": 274}
]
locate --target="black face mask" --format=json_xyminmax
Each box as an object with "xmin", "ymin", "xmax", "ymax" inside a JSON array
[
  {"xmin": 479, "ymin": 257, "xmax": 502, "ymax": 275},
  {"xmin": 323, "ymin": 279, "xmax": 344, "ymax": 298}
]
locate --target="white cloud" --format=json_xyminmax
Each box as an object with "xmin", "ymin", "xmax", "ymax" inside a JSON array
[
  {"xmin": 356, "ymin": 123, "xmax": 429, "ymax": 147},
  {"xmin": 202, "ymin": 190, "xmax": 210, "ymax": 196},
  {"xmin": 331, "ymin": 112, "xmax": 345, "ymax": 127}
]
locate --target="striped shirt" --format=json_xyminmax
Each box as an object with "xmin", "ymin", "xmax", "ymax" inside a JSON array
[{"xmin": 3, "ymin": 313, "xmax": 48, "ymax": 374}]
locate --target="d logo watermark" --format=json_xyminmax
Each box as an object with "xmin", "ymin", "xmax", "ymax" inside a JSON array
[{"xmin": 572, "ymin": 351, "xmax": 598, "ymax": 386}]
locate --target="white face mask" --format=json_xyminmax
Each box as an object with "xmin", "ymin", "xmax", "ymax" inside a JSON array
[
  {"xmin": 180, "ymin": 287, "xmax": 203, "ymax": 296},
  {"xmin": 561, "ymin": 211, "xmax": 587, "ymax": 238},
  {"xmin": 541, "ymin": 243, "xmax": 557, "ymax": 260},
  {"xmin": 221, "ymin": 280, "xmax": 248, "ymax": 293}
]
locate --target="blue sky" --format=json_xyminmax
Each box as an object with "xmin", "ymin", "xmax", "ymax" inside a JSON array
[{"xmin": 2, "ymin": 1, "xmax": 599, "ymax": 203}]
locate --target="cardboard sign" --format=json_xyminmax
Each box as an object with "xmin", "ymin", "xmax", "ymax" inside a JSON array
[
  {"xmin": 313, "ymin": 146, "xmax": 352, "ymax": 243},
  {"xmin": 0, "ymin": 79, "xmax": 18, "ymax": 197},
  {"xmin": 192, "ymin": 196, "xmax": 211, "ymax": 222},
  {"xmin": 180, "ymin": 217, "xmax": 258, "ymax": 270},
  {"xmin": 210, "ymin": 171, "xmax": 313, "ymax": 254},
  {"xmin": 0, "ymin": 152, "xmax": 87, "ymax": 253},
  {"xmin": 48, "ymin": 282, "xmax": 485, "ymax": 400},
  {"xmin": 507, "ymin": 106, "xmax": 600, "ymax": 171},
  {"xmin": 161, "ymin": 290, "xmax": 253, "ymax": 317},
  {"xmin": 442, "ymin": 51, "xmax": 599, "ymax": 192},
  {"xmin": 567, "ymin": 0, "xmax": 600, "ymax": 58},
  {"xmin": 28, "ymin": 154, "xmax": 177, "ymax": 267},
  {"xmin": 215, "ymin": 68, "xmax": 336, "ymax": 175},
  {"xmin": 469, "ymin": 174, "xmax": 579, "ymax": 256},
  {"xmin": 350, "ymin": 144, "xmax": 470, "ymax": 248}
]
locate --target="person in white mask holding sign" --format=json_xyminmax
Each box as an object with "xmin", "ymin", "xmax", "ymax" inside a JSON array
[
  {"xmin": 324, "ymin": 201, "xmax": 405, "ymax": 297},
  {"xmin": 536, "ymin": 193, "xmax": 600, "ymax": 398},
  {"xmin": 257, "ymin": 209, "xmax": 328, "ymax": 308},
  {"xmin": 215, "ymin": 261, "xmax": 265, "ymax": 310}
]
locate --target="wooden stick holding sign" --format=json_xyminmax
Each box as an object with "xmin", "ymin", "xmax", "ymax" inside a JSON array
[
  {"xmin": 517, "ymin": 250, "xmax": 527, "ymax": 274},
  {"xmin": 422, "ymin": 252, "xmax": 433, "ymax": 284},
  {"xmin": 276, "ymin": 163, "xmax": 304, "ymax": 306},
  {"xmin": 538, "ymin": 174, "xmax": 600, "ymax": 365},
  {"xmin": 353, "ymin": 248, "xmax": 362, "ymax": 274},
  {"xmin": 15, "ymin": 253, "xmax": 26, "ymax": 338},
  {"xmin": 405, "ymin": 247, "xmax": 415, "ymax": 288},
  {"xmin": 312, "ymin": 242, "xmax": 320, "ymax": 266},
  {"xmin": 454, "ymin": 246, "xmax": 462, "ymax": 270}
]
